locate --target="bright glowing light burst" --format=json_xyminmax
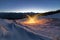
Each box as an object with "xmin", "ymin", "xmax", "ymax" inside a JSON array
[
  {"xmin": 21, "ymin": 14, "xmax": 39, "ymax": 25},
  {"xmin": 20, "ymin": 14, "xmax": 49, "ymax": 26}
]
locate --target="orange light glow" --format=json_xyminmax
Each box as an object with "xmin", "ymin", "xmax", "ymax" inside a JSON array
[{"xmin": 20, "ymin": 14, "xmax": 49, "ymax": 26}]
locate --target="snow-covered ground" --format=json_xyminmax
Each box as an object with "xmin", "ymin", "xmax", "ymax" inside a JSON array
[
  {"xmin": 0, "ymin": 19, "xmax": 51, "ymax": 40},
  {"xmin": 16, "ymin": 13, "xmax": 60, "ymax": 40},
  {"xmin": 0, "ymin": 13, "xmax": 60, "ymax": 40}
]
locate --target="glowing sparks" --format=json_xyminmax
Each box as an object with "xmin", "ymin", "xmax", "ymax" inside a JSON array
[
  {"xmin": 25, "ymin": 14, "xmax": 39, "ymax": 24},
  {"xmin": 20, "ymin": 14, "xmax": 39, "ymax": 25},
  {"xmin": 20, "ymin": 14, "xmax": 49, "ymax": 25}
]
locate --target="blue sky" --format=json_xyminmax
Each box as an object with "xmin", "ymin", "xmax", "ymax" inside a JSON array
[{"xmin": 0, "ymin": 0, "xmax": 60, "ymax": 12}]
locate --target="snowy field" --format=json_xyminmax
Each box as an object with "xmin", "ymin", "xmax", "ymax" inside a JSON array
[{"xmin": 0, "ymin": 13, "xmax": 60, "ymax": 40}]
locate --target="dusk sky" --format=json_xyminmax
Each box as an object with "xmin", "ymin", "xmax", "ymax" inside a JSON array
[{"xmin": 0, "ymin": 0, "xmax": 60, "ymax": 13}]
